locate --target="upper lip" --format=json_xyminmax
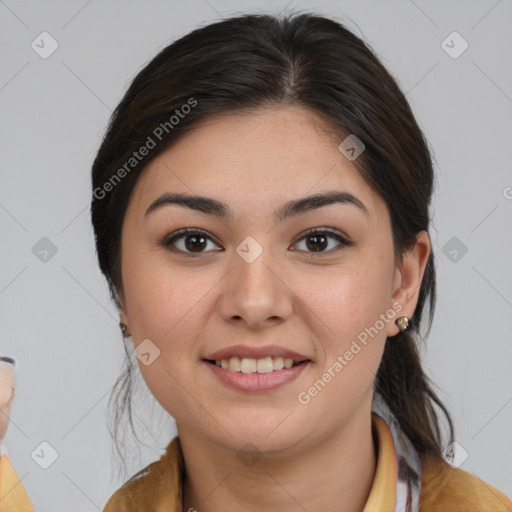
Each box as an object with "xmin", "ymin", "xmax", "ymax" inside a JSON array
[{"xmin": 203, "ymin": 344, "xmax": 311, "ymax": 363}]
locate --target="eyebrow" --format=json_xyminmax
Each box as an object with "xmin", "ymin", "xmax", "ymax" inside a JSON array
[{"xmin": 144, "ymin": 190, "xmax": 368, "ymax": 222}]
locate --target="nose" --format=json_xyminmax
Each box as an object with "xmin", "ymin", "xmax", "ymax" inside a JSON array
[{"xmin": 217, "ymin": 246, "xmax": 294, "ymax": 329}]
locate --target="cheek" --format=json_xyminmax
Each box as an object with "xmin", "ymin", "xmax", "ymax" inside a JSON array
[
  {"xmin": 122, "ymin": 240, "xmax": 208, "ymax": 339},
  {"xmin": 302, "ymin": 261, "xmax": 394, "ymax": 340},
  {"xmin": 124, "ymin": 256, "xmax": 212, "ymax": 420},
  {"xmin": 296, "ymin": 269, "xmax": 391, "ymax": 413},
  {"xmin": 121, "ymin": 249, "xmax": 218, "ymax": 400},
  {"xmin": 296, "ymin": 250, "xmax": 394, "ymax": 391}
]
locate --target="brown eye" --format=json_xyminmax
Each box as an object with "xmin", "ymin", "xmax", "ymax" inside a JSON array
[
  {"xmin": 305, "ymin": 233, "xmax": 329, "ymax": 252},
  {"xmin": 162, "ymin": 229, "xmax": 222, "ymax": 255},
  {"xmin": 292, "ymin": 228, "xmax": 352, "ymax": 255},
  {"xmin": 182, "ymin": 233, "xmax": 207, "ymax": 252},
  {"xmin": 161, "ymin": 227, "xmax": 351, "ymax": 257}
]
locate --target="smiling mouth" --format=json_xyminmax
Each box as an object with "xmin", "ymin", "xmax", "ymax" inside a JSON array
[{"xmin": 203, "ymin": 356, "xmax": 309, "ymax": 373}]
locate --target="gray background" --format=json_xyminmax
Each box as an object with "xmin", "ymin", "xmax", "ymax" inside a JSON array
[{"xmin": 1, "ymin": 0, "xmax": 511, "ymax": 510}]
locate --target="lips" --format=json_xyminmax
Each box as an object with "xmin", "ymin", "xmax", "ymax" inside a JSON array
[
  {"xmin": 202, "ymin": 344, "xmax": 311, "ymax": 363},
  {"xmin": 203, "ymin": 357, "xmax": 310, "ymax": 391}
]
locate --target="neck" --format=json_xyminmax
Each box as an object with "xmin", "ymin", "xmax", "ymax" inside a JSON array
[{"xmin": 179, "ymin": 404, "xmax": 378, "ymax": 512}]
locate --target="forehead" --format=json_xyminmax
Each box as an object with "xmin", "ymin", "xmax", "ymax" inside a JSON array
[
  {"xmin": 0, "ymin": 363, "xmax": 15, "ymax": 381},
  {"xmin": 127, "ymin": 106, "xmax": 386, "ymax": 222}
]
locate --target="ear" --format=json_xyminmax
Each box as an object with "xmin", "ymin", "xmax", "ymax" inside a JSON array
[
  {"xmin": 387, "ymin": 231, "xmax": 431, "ymax": 337},
  {"xmin": 116, "ymin": 287, "xmax": 129, "ymax": 326}
]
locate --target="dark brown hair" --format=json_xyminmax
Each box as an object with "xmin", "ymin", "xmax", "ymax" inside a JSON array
[{"xmin": 91, "ymin": 11, "xmax": 454, "ymax": 479}]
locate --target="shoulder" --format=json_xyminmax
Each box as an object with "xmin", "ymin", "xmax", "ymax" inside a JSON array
[
  {"xmin": 102, "ymin": 437, "xmax": 183, "ymax": 512},
  {"xmin": 421, "ymin": 457, "xmax": 512, "ymax": 512}
]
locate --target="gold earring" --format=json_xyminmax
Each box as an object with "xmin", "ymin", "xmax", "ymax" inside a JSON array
[
  {"xmin": 395, "ymin": 316, "xmax": 410, "ymax": 332},
  {"xmin": 119, "ymin": 322, "xmax": 129, "ymax": 337}
]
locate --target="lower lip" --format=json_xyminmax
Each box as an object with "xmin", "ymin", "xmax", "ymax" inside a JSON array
[{"xmin": 202, "ymin": 360, "xmax": 310, "ymax": 392}]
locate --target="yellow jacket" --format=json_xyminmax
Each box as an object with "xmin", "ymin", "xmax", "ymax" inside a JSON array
[
  {"xmin": 0, "ymin": 454, "xmax": 35, "ymax": 512},
  {"xmin": 102, "ymin": 412, "xmax": 512, "ymax": 512}
]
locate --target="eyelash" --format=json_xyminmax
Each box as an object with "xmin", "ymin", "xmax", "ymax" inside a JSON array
[{"xmin": 160, "ymin": 227, "xmax": 352, "ymax": 257}]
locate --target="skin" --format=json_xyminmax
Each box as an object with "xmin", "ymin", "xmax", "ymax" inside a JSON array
[
  {"xmin": 0, "ymin": 362, "xmax": 16, "ymax": 443},
  {"xmin": 118, "ymin": 106, "xmax": 430, "ymax": 512}
]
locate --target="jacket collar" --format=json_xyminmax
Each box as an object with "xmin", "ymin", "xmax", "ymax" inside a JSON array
[{"xmin": 157, "ymin": 408, "xmax": 418, "ymax": 512}]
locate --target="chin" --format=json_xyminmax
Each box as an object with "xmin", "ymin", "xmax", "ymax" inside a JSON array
[{"xmin": 211, "ymin": 411, "xmax": 308, "ymax": 451}]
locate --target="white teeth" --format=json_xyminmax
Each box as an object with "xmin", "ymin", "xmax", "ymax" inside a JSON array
[
  {"xmin": 273, "ymin": 357, "xmax": 284, "ymax": 371},
  {"xmin": 240, "ymin": 358, "xmax": 257, "ymax": 373},
  {"xmin": 214, "ymin": 356, "xmax": 299, "ymax": 373},
  {"xmin": 228, "ymin": 357, "xmax": 241, "ymax": 372},
  {"xmin": 256, "ymin": 357, "xmax": 273, "ymax": 373}
]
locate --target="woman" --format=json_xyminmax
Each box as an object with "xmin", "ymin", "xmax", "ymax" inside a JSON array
[
  {"xmin": 0, "ymin": 357, "xmax": 35, "ymax": 511},
  {"xmin": 91, "ymin": 12, "xmax": 511, "ymax": 512}
]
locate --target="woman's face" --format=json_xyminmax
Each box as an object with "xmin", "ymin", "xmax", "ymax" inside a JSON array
[{"xmin": 118, "ymin": 106, "xmax": 421, "ymax": 454}]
